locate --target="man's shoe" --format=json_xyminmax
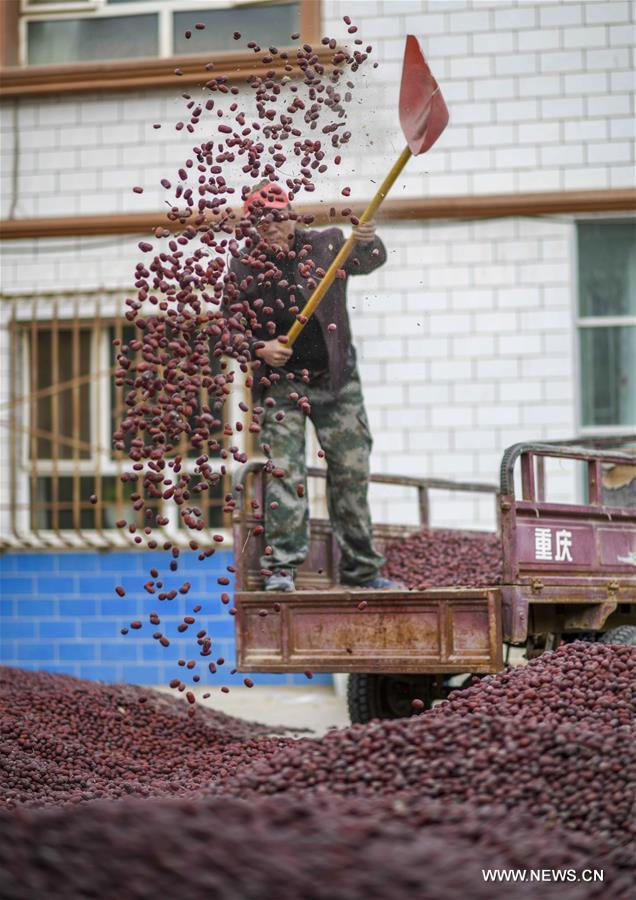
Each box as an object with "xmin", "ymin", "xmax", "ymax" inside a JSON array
[
  {"xmin": 355, "ymin": 576, "xmax": 405, "ymax": 590},
  {"xmin": 265, "ymin": 572, "xmax": 296, "ymax": 592}
]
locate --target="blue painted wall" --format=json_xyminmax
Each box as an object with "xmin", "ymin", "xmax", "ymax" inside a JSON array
[{"xmin": 0, "ymin": 551, "xmax": 330, "ymax": 687}]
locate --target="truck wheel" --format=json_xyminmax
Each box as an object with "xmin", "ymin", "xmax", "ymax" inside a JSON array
[
  {"xmin": 599, "ymin": 625, "xmax": 636, "ymax": 645},
  {"xmin": 347, "ymin": 673, "xmax": 441, "ymax": 725}
]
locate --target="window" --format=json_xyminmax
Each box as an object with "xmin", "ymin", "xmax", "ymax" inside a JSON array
[
  {"xmin": 577, "ymin": 220, "xmax": 636, "ymax": 434},
  {"xmin": 3, "ymin": 295, "xmax": 244, "ymax": 546},
  {"xmin": 20, "ymin": 0, "xmax": 300, "ymax": 65},
  {"xmin": 2, "ymin": 0, "xmax": 321, "ymax": 97},
  {"xmin": 173, "ymin": 3, "xmax": 300, "ymax": 56}
]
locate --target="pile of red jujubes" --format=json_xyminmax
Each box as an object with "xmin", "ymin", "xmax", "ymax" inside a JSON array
[
  {"xmin": 1, "ymin": 645, "xmax": 635, "ymax": 897},
  {"xmin": 1, "ymin": 795, "xmax": 633, "ymax": 900},
  {"xmin": 0, "ymin": 667, "xmax": 292, "ymax": 809},
  {"xmin": 109, "ymin": 17, "xmax": 375, "ymax": 685},
  {"xmin": 383, "ymin": 528, "xmax": 502, "ymax": 588},
  {"xmin": 215, "ymin": 644, "xmax": 636, "ymax": 847},
  {"xmin": 438, "ymin": 641, "xmax": 636, "ymax": 728},
  {"xmin": 219, "ymin": 713, "xmax": 635, "ymax": 845}
]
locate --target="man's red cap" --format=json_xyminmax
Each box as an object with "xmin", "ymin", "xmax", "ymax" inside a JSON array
[{"xmin": 243, "ymin": 183, "xmax": 290, "ymax": 215}]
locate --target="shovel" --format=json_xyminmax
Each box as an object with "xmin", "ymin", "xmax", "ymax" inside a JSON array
[{"xmin": 286, "ymin": 34, "xmax": 449, "ymax": 347}]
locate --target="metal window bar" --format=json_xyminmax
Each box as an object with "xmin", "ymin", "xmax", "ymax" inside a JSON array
[{"xmin": 0, "ymin": 294, "xmax": 243, "ymax": 550}]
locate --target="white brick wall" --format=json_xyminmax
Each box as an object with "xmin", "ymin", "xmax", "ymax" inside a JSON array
[
  {"xmin": 344, "ymin": 213, "xmax": 579, "ymax": 525},
  {"xmin": 1, "ymin": 0, "xmax": 633, "ymax": 218},
  {"xmin": 2, "ymin": 0, "xmax": 634, "ymax": 531}
]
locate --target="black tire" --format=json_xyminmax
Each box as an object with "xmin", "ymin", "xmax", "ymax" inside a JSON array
[
  {"xmin": 599, "ymin": 625, "xmax": 636, "ymax": 646},
  {"xmin": 347, "ymin": 673, "xmax": 443, "ymax": 725},
  {"xmin": 560, "ymin": 632, "xmax": 597, "ymax": 644}
]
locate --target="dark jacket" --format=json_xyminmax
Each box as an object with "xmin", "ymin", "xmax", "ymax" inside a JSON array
[{"xmin": 227, "ymin": 226, "xmax": 387, "ymax": 399}]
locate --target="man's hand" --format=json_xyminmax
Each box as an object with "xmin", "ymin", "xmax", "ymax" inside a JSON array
[
  {"xmin": 352, "ymin": 219, "xmax": 377, "ymax": 244},
  {"xmin": 256, "ymin": 338, "xmax": 293, "ymax": 368}
]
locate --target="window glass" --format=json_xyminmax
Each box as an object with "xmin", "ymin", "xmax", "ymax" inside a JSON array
[
  {"xmin": 31, "ymin": 476, "xmax": 160, "ymax": 531},
  {"xmin": 173, "ymin": 2, "xmax": 299, "ymax": 55},
  {"xmin": 27, "ymin": 14, "xmax": 159, "ymax": 65},
  {"xmin": 578, "ymin": 221, "xmax": 636, "ymax": 317},
  {"xmin": 579, "ymin": 325, "xmax": 636, "ymax": 427},
  {"xmin": 109, "ymin": 324, "xmax": 136, "ymax": 459},
  {"xmin": 107, "ymin": 325, "xmax": 229, "ymax": 529},
  {"xmin": 33, "ymin": 328, "xmax": 91, "ymax": 460},
  {"xmin": 34, "ymin": 476, "xmax": 109, "ymax": 530}
]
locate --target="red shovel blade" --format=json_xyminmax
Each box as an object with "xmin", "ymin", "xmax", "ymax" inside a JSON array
[{"xmin": 399, "ymin": 35, "xmax": 449, "ymax": 155}]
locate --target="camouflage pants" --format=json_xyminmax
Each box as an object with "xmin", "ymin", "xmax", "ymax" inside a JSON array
[{"xmin": 260, "ymin": 369, "xmax": 385, "ymax": 584}]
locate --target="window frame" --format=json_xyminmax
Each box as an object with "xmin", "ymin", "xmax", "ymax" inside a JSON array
[
  {"xmin": 21, "ymin": 0, "xmax": 99, "ymax": 12},
  {"xmin": 1, "ymin": 0, "xmax": 322, "ymax": 96},
  {"xmin": 575, "ymin": 217, "xmax": 636, "ymax": 438}
]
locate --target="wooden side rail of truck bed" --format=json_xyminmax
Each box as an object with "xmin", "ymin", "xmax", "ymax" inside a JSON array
[{"xmin": 231, "ymin": 461, "xmax": 500, "ymax": 593}]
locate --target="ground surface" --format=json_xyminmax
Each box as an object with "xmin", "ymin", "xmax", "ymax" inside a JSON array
[{"xmin": 154, "ymin": 683, "xmax": 350, "ymax": 735}]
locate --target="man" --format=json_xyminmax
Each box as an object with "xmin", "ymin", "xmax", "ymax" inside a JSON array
[{"xmin": 227, "ymin": 181, "xmax": 401, "ymax": 592}]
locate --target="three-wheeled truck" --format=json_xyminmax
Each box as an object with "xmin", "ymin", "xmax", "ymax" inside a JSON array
[{"xmin": 231, "ymin": 438, "xmax": 636, "ymax": 723}]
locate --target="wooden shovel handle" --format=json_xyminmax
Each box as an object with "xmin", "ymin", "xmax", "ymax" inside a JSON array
[{"xmin": 286, "ymin": 145, "xmax": 413, "ymax": 347}]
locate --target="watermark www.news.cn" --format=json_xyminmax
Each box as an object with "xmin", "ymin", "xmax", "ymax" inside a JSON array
[{"xmin": 482, "ymin": 869, "xmax": 604, "ymax": 883}]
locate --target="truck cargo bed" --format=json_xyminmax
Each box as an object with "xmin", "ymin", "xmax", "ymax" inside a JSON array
[{"xmin": 232, "ymin": 442, "xmax": 635, "ymax": 682}]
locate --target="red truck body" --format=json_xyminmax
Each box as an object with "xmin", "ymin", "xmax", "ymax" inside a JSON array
[{"xmin": 232, "ymin": 439, "xmax": 636, "ymax": 678}]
